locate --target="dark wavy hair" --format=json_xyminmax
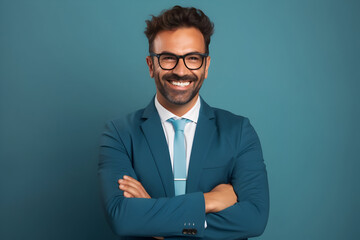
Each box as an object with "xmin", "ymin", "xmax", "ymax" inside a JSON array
[{"xmin": 144, "ymin": 5, "xmax": 214, "ymax": 53}]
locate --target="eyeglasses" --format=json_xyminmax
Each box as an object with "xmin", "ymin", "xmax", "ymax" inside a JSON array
[{"xmin": 150, "ymin": 52, "xmax": 209, "ymax": 70}]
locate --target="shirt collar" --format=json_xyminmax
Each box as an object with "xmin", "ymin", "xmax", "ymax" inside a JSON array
[{"xmin": 154, "ymin": 94, "xmax": 201, "ymax": 124}]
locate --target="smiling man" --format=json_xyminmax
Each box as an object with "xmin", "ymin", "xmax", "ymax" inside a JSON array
[{"xmin": 98, "ymin": 6, "xmax": 269, "ymax": 240}]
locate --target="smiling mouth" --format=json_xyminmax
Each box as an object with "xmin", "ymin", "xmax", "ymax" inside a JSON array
[{"xmin": 169, "ymin": 81, "xmax": 191, "ymax": 87}]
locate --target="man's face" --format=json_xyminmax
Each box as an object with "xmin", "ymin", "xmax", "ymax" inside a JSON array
[{"xmin": 146, "ymin": 27, "xmax": 211, "ymax": 109}]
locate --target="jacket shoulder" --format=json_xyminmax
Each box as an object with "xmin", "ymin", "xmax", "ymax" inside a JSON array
[
  {"xmin": 211, "ymin": 107, "xmax": 248, "ymax": 127},
  {"xmin": 102, "ymin": 108, "xmax": 146, "ymax": 149},
  {"xmin": 108, "ymin": 108, "xmax": 145, "ymax": 131}
]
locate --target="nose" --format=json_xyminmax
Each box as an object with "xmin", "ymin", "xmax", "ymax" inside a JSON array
[{"xmin": 172, "ymin": 57, "xmax": 189, "ymax": 76}]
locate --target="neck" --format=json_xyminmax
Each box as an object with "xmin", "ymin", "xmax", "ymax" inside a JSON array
[{"xmin": 156, "ymin": 94, "xmax": 198, "ymax": 117}]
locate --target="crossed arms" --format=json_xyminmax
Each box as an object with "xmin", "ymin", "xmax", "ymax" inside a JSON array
[
  {"xmin": 118, "ymin": 175, "xmax": 237, "ymax": 214},
  {"xmin": 118, "ymin": 175, "xmax": 238, "ymax": 239},
  {"xmin": 98, "ymin": 118, "xmax": 269, "ymax": 239}
]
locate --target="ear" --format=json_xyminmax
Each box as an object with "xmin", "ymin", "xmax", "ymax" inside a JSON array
[
  {"xmin": 146, "ymin": 56, "xmax": 154, "ymax": 78},
  {"xmin": 204, "ymin": 56, "xmax": 211, "ymax": 79}
]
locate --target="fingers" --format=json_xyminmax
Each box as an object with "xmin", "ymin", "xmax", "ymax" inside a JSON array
[
  {"xmin": 119, "ymin": 182, "xmax": 143, "ymax": 198},
  {"xmin": 123, "ymin": 191, "xmax": 135, "ymax": 198},
  {"xmin": 121, "ymin": 176, "xmax": 147, "ymax": 192},
  {"xmin": 118, "ymin": 175, "xmax": 151, "ymax": 199}
]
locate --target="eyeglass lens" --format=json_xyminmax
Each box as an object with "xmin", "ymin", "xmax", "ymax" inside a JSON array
[{"xmin": 159, "ymin": 54, "xmax": 204, "ymax": 70}]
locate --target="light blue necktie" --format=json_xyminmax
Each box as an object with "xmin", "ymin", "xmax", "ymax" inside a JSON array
[{"xmin": 168, "ymin": 118, "xmax": 190, "ymax": 196}]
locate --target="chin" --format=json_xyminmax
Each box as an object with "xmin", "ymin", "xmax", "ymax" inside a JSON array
[{"xmin": 166, "ymin": 94, "xmax": 197, "ymax": 106}]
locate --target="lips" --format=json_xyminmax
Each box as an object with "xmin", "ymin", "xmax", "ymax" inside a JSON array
[
  {"xmin": 163, "ymin": 73, "xmax": 197, "ymax": 89},
  {"xmin": 170, "ymin": 81, "xmax": 191, "ymax": 87}
]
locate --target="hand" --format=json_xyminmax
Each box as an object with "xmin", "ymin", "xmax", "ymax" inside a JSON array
[
  {"xmin": 204, "ymin": 183, "xmax": 237, "ymax": 213},
  {"xmin": 118, "ymin": 175, "xmax": 151, "ymax": 199}
]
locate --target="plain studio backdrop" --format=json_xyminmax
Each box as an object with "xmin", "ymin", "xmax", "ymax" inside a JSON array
[{"xmin": 0, "ymin": 0, "xmax": 359, "ymax": 239}]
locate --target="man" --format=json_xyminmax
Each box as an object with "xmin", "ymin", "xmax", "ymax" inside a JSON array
[{"xmin": 98, "ymin": 6, "xmax": 269, "ymax": 240}]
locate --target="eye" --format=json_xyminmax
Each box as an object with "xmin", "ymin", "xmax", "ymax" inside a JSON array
[
  {"xmin": 161, "ymin": 55, "xmax": 177, "ymax": 61},
  {"xmin": 186, "ymin": 55, "xmax": 201, "ymax": 62}
]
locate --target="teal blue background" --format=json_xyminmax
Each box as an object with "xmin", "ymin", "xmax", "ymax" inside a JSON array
[{"xmin": 1, "ymin": 0, "xmax": 359, "ymax": 239}]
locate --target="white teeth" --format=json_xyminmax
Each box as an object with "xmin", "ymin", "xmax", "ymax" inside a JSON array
[{"xmin": 170, "ymin": 81, "xmax": 190, "ymax": 87}]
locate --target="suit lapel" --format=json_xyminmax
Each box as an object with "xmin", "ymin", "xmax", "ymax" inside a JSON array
[
  {"xmin": 140, "ymin": 99, "xmax": 175, "ymax": 197},
  {"xmin": 186, "ymin": 98, "xmax": 216, "ymax": 193}
]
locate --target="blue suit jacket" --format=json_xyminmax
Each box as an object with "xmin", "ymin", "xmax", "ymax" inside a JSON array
[{"xmin": 98, "ymin": 97, "xmax": 269, "ymax": 239}]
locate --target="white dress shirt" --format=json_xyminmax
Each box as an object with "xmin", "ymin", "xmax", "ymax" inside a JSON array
[{"xmin": 154, "ymin": 95, "xmax": 200, "ymax": 176}]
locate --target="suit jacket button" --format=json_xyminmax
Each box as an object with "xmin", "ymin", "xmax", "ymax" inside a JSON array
[{"xmin": 182, "ymin": 229, "xmax": 188, "ymax": 235}]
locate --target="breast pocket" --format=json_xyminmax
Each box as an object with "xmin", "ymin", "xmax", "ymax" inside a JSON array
[{"xmin": 198, "ymin": 164, "xmax": 232, "ymax": 192}]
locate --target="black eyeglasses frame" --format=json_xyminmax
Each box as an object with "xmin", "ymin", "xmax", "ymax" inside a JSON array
[{"xmin": 150, "ymin": 52, "xmax": 209, "ymax": 70}]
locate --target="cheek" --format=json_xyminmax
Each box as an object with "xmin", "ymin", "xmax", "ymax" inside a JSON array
[
  {"xmin": 196, "ymin": 71, "xmax": 205, "ymax": 82},
  {"xmin": 156, "ymin": 69, "xmax": 170, "ymax": 82},
  {"xmin": 154, "ymin": 71, "xmax": 164, "ymax": 85},
  {"xmin": 156, "ymin": 71, "xmax": 163, "ymax": 82}
]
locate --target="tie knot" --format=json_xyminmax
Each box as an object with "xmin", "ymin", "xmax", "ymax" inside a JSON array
[{"xmin": 168, "ymin": 118, "xmax": 190, "ymax": 132}]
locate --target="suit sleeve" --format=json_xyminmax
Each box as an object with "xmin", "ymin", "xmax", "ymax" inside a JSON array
[
  {"xmin": 203, "ymin": 118, "xmax": 270, "ymax": 239},
  {"xmin": 98, "ymin": 120, "xmax": 206, "ymax": 238}
]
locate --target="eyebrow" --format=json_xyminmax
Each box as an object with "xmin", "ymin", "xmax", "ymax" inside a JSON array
[{"xmin": 159, "ymin": 51, "xmax": 203, "ymax": 55}]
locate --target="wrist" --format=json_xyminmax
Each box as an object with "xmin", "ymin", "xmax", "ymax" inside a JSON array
[{"xmin": 203, "ymin": 192, "xmax": 215, "ymax": 213}]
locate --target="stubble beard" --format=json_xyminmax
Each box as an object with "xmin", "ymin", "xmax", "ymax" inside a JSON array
[{"xmin": 154, "ymin": 71, "xmax": 205, "ymax": 106}]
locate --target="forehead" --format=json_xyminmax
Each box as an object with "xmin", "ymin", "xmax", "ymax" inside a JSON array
[{"xmin": 152, "ymin": 27, "xmax": 205, "ymax": 54}]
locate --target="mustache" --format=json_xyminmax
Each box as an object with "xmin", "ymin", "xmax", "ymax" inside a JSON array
[{"xmin": 163, "ymin": 73, "xmax": 198, "ymax": 82}]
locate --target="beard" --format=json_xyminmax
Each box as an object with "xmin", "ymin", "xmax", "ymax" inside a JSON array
[{"xmin": 154, "ymin": 71, "xmax": 205, "ymax": 106}]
